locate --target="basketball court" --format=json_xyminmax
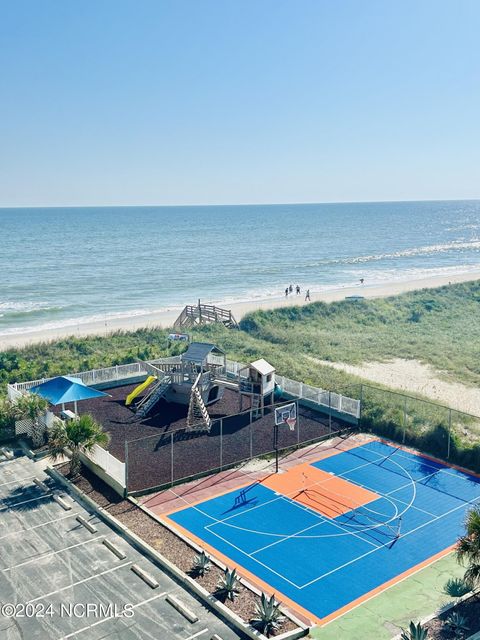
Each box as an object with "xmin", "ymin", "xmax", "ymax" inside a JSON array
[{"xmin": 163, "ymin": 407, "xmax": 480, "ymax": 625}]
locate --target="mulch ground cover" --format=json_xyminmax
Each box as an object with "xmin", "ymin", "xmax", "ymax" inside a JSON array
[
  {"xmin": 72, "ymin": 384, "xmax": 345, "ymax": 492},
  {"xmin": 424, "ymin": 594, "xmax": 480, "ymax": 639},
  {"xmin": 57, "ymin": 462, "xmax": 298, "ymax": 636}
]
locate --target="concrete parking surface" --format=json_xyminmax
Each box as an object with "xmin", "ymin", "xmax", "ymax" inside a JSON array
[{"xmin": 0, "ymin": 452, "xmax": 245, "ymax": 640}]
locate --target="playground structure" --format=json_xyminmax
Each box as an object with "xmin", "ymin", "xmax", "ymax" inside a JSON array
[
  {"xmin": 174, "ymin": 300, "xmax": 238, "ymax": 330},
  {"xmin": 126, "ymin": 342, "xmax": 276, "ymax": 431}
]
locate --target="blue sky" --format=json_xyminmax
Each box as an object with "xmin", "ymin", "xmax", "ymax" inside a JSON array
[{"xmin": 1, "ymin": 0, "xmax": 479, "ymax": 206}]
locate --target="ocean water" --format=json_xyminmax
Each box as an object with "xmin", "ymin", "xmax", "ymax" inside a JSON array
[{"xmin": 1, "ymin": 200, "xmax": 479, "ymax": 337}]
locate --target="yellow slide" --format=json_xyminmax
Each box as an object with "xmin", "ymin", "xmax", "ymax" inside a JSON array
[{"xmin": 125, "ymin": 375, "xmax": 157, "ymax": 406}]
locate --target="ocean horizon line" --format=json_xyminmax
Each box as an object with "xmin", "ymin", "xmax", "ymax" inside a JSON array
[{"xmin": 2, "ymin": 196, "xmax": 480, "ymax": 211}]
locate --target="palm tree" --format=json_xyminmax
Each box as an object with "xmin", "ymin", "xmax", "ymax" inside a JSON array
[
  {"xmin": 456, "ymin": 505, "xmax": 480, "ymax": 591},
  {"xmin": 48, "ymin": 414, "xmax": 110, "ymax": 477}
]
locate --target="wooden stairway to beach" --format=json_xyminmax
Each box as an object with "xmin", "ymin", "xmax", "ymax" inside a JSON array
[{"xmin": 174, "ymin": 300, "xmax": 238, "ymax": 330}]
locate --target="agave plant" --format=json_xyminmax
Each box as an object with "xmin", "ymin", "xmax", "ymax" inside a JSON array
[
  {"xmin": 251, "ymin": 592, "xmax": 285, "ymax": 637},
  {"xmin": 400, "ymin": 621, "xmax": 428, "ymax": 640},
  {"xmin": 192, "ymin": 551, "xmax": 211, "ymax": 577},
  {"xmin": 445, "ymin": 612, "xmax": 470, "ymax": 639},
  {"xmin": 216, "ymin": 568, "xmax": 240, "ymax": 601},
  {"xmin": 444, "ymin": 577, "xmax": 471, "ymax": 599}
]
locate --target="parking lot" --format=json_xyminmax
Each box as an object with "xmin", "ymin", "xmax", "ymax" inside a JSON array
[{"xmin": 0, "ymin": 452, "xmax": 244, "ymax": 640}]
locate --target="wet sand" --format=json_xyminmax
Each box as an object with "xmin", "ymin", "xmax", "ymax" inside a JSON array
[{"xmin": 1, "ymin": 269, "xmax": 479, "ymax": 350}]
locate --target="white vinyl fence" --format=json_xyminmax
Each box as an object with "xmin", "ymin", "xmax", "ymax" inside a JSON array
[
  {"xmin": 275, "ymin": 374, "xmax": 361, "ymax": 419},
  {"xmin": 81, "ymin": 444, "xmax": 126, "ymax": 489}
]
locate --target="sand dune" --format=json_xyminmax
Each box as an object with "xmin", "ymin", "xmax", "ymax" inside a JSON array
[{"xmin": 311, "ymin": 357, "xmax": 480, "ymax": 417}]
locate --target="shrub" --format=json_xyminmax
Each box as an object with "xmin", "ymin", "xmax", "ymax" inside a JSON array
[
  {"xmin": 216, "ymin": 568, "xmax": 240, "ymax": 601},
  {"xmin": 444, "ymin": 577, "xmax": 471, "ymax": 599},
  {"xmin": 400, "ymin": 621, "xmax": 428, "ymax": 640},
  {"xmin": 251, "ymin": 592, "xmax": 285, "ymax": 637},
  {"xmin": 192, "ymin": 551, "xmax": 211, "ymax": 577},
  {"xmin": 445, "ymin": 611, "xmax": 470, "ymax": 639}
]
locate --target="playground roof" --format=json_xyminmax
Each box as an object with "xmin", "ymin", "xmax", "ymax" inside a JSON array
[
  {"xmin": 182, "ymin": 342, "xmax": 225, "ymax": 362},
  {"xmin": 30, "ymin": 375, "xmax": 109, "ymax": 405},
  {"xmin": 250, "ymin": 358, "xmax": 275, "ymax": 376}
]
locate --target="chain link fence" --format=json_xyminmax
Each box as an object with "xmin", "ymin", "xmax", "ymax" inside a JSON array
[
  {"xmin": 125, "ymin": 399, "xmax": 352, "ymax": 494},
  {"xmin": 359, "ymin": 384, "xmax": 480, "ymax": 472}
]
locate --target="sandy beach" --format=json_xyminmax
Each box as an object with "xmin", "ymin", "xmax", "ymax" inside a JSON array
[{"xmin": 1, "ymin": 269, "xmax": 479, "ymax": 350}]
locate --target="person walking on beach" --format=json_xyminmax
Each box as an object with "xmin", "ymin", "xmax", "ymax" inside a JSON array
[
  {"xmin": 360, "ymin": 278, "xmax": 364, "ymax": 285},
  {"xmin": 296, "ymin": 285, "xmax": 300, "ymax": 295},
  {"xmin": 285, "ymin": 287, "xmax": 289, "ymax": 297},
  {"xmin": 289, "ymin": 284, "xmax": 293, "ymax": 294},
  {"xmin": 305, "ymin": 289, "xmax": 310, "ymax": 301}
]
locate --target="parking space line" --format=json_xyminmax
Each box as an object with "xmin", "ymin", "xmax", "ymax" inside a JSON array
[
  {"xmin": 2, "ymin": 535, "xmax": 104, "ymax": 572},
  {"xmin": 183, "ymin": 629, "xmax": 209, "ymax": 640},
  {"xmin": 58, "ymin": 591, "xmax": 168, "ymax": 639},
  {"xmin": 0, "ymin": 475, "xmax": 36, "ymax": 488},
  {"xmin": 0, "ymin": 512, "xmax": 80, "ymax": 540},
  {"xmin": 0, "ymin": 493, "xmax": 51, "ymax": 512},
  {"xmin": 28, "ymin": 562, "xmax": 131, "ymax": 602}
]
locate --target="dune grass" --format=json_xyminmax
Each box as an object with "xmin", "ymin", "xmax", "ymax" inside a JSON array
[
  {"xmin": 1, "ymin": 280, "xmax": 479, "ymax": 468},
  {"xmin": 238, "ymin": 280, "xmax": 480, "ymax": 387}
]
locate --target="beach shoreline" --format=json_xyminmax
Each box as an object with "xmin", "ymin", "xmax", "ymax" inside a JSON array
[{"xmin": 1, "ymin": 270, "xmax": 479, "ymax": 350}]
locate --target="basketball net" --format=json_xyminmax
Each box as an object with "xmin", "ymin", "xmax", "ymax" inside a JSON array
[{"xmin": 285, "ymin": 417, "xmax": 296, "ymax": 431}]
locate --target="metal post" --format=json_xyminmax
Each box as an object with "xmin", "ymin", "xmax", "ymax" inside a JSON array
[
  {"xmin": 359, "ymin": 384, "xmax": 363, "ymax": 423},
  {"xmin": 124, "ymin": 441, "xmax": 129, "ymax": 498},
  {"xmin": 275, "ymin": 423, "xmax": 279, "ymax": 473},
  {"xmin": 447, "ymin": 409, "xmax": 452, "ymax": 459},
  {"xmin": 249, "ymin": 420, "xmax": 253, "ymax": 459},
  {"xmin": 220, "ymin": 419, "xmax": 223, "ymax": 470},
  {"xmin": 170, "ymin": 432, "xmax": 174, "ymax": 486},
  {"xmin": 328, "ymin": 391, "xmax": 332, "ymax": 433},
  {"xmin": 403, "ymin": 397, "xmax": 407, "ymax": 443},
  {"xmin": 297, "ymin": 400, "xmax": 300, "ymax": 445}
]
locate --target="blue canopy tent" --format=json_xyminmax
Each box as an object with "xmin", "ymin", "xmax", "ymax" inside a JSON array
[{"xmin": 30, "ymin": 376, "xmax": 109, "ymax": 416}]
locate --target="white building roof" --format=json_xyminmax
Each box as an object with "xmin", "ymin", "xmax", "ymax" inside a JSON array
[{"xmin": 250, "ymin": 358, "xmax": 275, "ymax": 376}]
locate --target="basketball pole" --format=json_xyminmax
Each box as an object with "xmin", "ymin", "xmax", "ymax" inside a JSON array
[{"xmin": 274, "ymin": 422, "xmax": 279, "ymax": 473}]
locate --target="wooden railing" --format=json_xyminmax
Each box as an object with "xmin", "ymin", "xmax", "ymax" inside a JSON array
[{"xmin": 174, "ymin": 302, "xmax": 238, "ymax": 329}]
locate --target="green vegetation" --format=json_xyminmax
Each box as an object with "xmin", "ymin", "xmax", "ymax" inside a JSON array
[
  {"xmin": 47, "ymin": 414, "xmax": 110, "ymax": 476},
  {"xmin": 1, "ymin": 280, "xmax": 480, "ymax": 469},
  {"xmin": 444, "ymin": 577, "xmax": 471, "ymax": 599},
  {"xmin": 400, "ymin": 621, "xmax": 428, "ymax": 640},
  {"xmin": 192, "ymin": 551, "xmax": 211, "ymax": 577},
  {"xmin": 0, "ymin": 329, "xmax": 187, "ymax": 391},
  {"xmin": 445, "ymin": 612, "xmax": 470, "ymax": 639},
  {"xmin": 456, "ymin": 505, "xmax": 480, "ymax": 591},
  {"xmin": 216, "ymin": 568, "xmax": 240, "ymax": 601},
  {"xmin": 251, "ymin": 593, "xmax": 285, "ymax": 637},
  {"xmin": 238, "ymin": 280, "xmax": 480, "ymax": 387}
]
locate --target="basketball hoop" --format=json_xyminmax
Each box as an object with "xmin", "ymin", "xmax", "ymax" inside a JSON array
[{"xmin": 285, "ymin": 417, "xmax": 296, "ymax": 431}]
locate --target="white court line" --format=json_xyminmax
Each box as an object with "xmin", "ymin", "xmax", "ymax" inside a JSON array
[
  {"xmin": 2, "ymin": 535, "xmax": 104, "ymax": 572},
  {"xmin": 0, "ymin": 493, "xmax": 51, "ymax": 512},
  {"xmin": 58, "ymin": 591, "xmax": 168, "ymax": 639},
  {"xmin": 370, "ymin": 443, "xmax": 480, "ymax": 482},
  {"xmin": 250, "ymin": 510, "xmax": 378, "ymax": 557},
  {"xmin": 0, "ymin": 474, "xmax": 36, "ymax": 488},
  {"xmin": 299, "ymin": 491, "xmax": 480, "ymax": 590},
  {"xmin": 205, "ymin": 525, "xmax": 303, "ymax": 588},
  {"xmin": 170, "ymin": 441, "xmax": 480, "ymax": 593},
  {"xmin": 204, "ymin": 452, "xmax": 419, "ymax": 541},
  {"xmin": 0, "ymin": 512, "xmax": 80, "ymax": 540},
  {"xmin": 28, "ymin": 562, "xmax": 131, "ymax": 602},
  {"xmin": 348, "ymin": 442, "xmax": 480, "ymax": 489}
]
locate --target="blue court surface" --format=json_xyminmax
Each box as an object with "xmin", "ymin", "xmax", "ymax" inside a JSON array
[{"xmin": 166, "ymin": 441, "xmax": 480, "ymax": 624}]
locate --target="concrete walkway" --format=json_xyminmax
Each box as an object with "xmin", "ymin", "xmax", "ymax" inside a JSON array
[{"xmin": 311, "ymin": 553, "xmax": 465, "ymax": 639}]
